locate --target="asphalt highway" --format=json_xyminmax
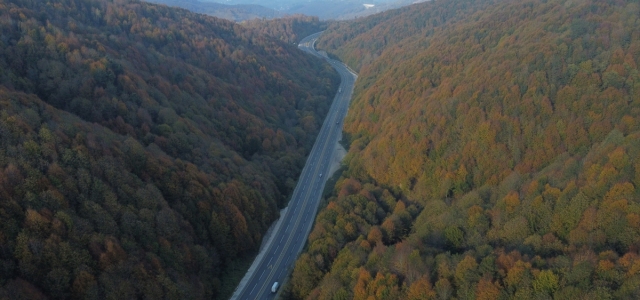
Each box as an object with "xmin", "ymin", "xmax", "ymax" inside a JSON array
[{"xmin": 230, "ymin": 32, "xmax": 357, "ymax": 300}]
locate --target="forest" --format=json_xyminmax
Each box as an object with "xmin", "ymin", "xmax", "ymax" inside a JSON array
[
  {"xmin": 0, "ymin": 0, "xmax": 339, "ymax": 298},
  {"xmin": 241, "ymin": 15, "xmax": 327, "ymax": 45},
  {"xmin": 287, "ymin": 0, "xmax": 640, "ymax": 299}
]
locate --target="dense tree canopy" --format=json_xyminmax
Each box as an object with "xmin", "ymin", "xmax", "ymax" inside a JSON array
[
  {"xmin": 288, "ymin": 0, "xmax": 640, "ymax": 299},
  {"xmin": 0, "ymin": 0, "xmax": 338, "ymax": 298},
  {"xmin": 241, "ymin": 14, "xmax": 327, "ymax": 44}
]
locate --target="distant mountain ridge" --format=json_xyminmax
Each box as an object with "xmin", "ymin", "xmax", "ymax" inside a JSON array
[
  {"xmin": 147, "ymin": 0, "xmax": 423, "ymax": 21},
  {"xmin": 281, "ymin": 0, "xmax": 427, "ymax": 20},
  {"xmin": 213, "ymin": 0, "xmax": 426, "ymax": 19},
  {"xmin": 145, "ymin": 0, "xmax": 282, "ymax": 21}
]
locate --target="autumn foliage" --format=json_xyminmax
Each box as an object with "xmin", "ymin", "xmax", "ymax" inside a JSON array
[
  {"xmin": 0, "ymin": 0, "xmax": 338, "ymax": 298},
  {"xmin": 241, "ymin": 14, "xmax": 327, "ymax": 44},
  {"xmin": 288, "ymin": 0, "xmax": 640, "ymax": 299}
]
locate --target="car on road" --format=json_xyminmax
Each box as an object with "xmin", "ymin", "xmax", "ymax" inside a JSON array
[{"xmin": 271, "ymin": 282, "xmax": 279, "ymax": 293}]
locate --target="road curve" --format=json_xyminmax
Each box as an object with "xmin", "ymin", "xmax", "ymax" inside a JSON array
[{"xmin": 230, "ymin": 32, "xmax": 357, "ymax": 300}]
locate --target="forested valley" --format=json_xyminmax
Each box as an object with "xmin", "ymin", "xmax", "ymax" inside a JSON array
[
  {"xmin": 0, "ymin": 0, "xmax": 339, "ymax": 298},
  {"xmin": 288, "ymin": 0, "xmax": 640, "ymax": 299}
]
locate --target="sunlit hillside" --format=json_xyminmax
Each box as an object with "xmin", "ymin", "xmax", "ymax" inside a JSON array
[{"xmin": 289, "ymin": 0, "xmax": 640, "ymax": 299}]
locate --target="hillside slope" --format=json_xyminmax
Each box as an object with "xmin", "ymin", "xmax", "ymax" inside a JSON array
[
  {"xmin": 316, "ymin": 0, "xmax": 500, "ymax": 72},
  {"xmin": 289, "ymin": 0, "xmax": 640, "ymax": 299},
  {"xmin": 241, "ymin": 15, "xmax": 327, "ymax": 44},
  {"xmin": 0, "ymin": 0, "xmax": 338, "ymax": 298}
]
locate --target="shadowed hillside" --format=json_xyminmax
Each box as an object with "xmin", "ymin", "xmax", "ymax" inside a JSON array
[{"xmin": 0, "ymin": 0, "xmax": 338, "ymax": 298}]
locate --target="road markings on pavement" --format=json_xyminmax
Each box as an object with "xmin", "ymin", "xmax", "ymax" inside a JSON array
[
  {"xmin": 252, "ymin": 55, "xmax": 342, "ymax": 298},
  {"xmin": 237, "ymin": 32, "xmax": 356, "ymax": 299}
]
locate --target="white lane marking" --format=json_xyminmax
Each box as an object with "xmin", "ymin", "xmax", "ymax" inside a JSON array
[{"xmin": 250, "ymin": 51, "xmax": 350, "ymax": 297}]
